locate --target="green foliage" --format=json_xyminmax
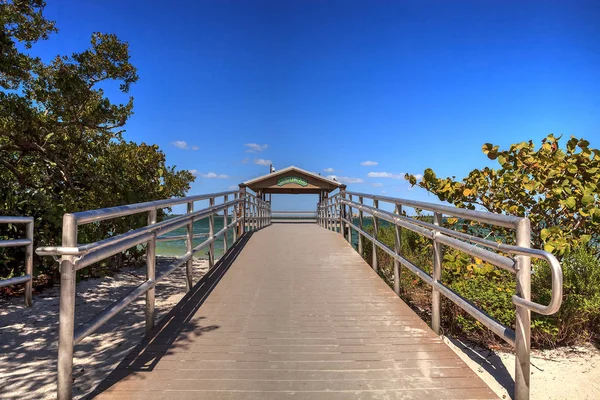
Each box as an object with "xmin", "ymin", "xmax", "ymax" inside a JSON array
[
  {"xmin": 406, "ymin": 135, "xmax": 600, "ymax": 256},
  {"xmin": 0, "ymin": 1, "xmax": 195, "ymax": 281},
  {"xmin": 532, "ymin": 246, "xmax": 600, "ymax": 345}
]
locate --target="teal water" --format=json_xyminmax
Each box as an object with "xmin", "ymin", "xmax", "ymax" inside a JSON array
[{"xmin": 156, "ymin": 217, "xmax": 235, "ymax": 259}]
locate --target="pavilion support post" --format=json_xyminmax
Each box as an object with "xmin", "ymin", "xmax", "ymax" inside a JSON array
[
  {"xmin": 393, "ymin": 204, "xmax": 402, "ymax": 296},
  {"xmin": 372, "ymin": 199, "xmax": 379, "ymax": 272}
]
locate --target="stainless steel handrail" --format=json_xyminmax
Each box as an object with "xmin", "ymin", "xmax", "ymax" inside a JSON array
[
  {"xmin": 316, "ymin": 190, "xmax": 563, "ymax": 400},
  {"xmin": 0, "ymin": 216, "xmax": 34, "ymax": 306},
  {"xmin": 36, "ymin": 190, "xmax": 272, "ymax": 400}
]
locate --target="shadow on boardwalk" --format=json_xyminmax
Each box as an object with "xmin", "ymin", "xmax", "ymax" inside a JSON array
[{"xmin": 85, "ymin": 232, "xmax": 252, "ymax": 399}]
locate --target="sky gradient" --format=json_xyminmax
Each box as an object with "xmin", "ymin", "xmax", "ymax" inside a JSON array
[{"xmin": 31, "ymin": 0, "xmax": 600, "ymax": 210}]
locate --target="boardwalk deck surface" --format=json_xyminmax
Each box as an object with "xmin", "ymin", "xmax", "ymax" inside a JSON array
[{"xmin": 93, "ymin": 224, "xmax": 497, "ymax": 399}]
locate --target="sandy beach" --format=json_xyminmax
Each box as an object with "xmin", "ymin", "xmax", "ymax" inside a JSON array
[{"xmin": 0, "ymin": 257, "xmax": 209, "ymax": 400}]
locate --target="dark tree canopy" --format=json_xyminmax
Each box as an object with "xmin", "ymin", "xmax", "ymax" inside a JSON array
[{"xmin": 1, "ymin": 1, "xmax": 195, "ymax": 280}]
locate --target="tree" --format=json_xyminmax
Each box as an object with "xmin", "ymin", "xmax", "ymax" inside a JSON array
[
  {"xmin": 406, "ymin": 135, "xmax": 599, "ymax": 255},
  {"xmin": 1, "ymin": 1, "xmax": 195, "ymax": 281}
]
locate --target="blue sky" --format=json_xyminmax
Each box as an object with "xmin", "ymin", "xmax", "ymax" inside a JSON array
[{"xmin": 32, "ymin": 1, "xmax": 600, "ymax": 211}]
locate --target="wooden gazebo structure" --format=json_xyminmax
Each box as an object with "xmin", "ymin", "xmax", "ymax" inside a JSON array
[{"xmin": 239, "ymin": 165, "xmax": 345, "ymax": 203}]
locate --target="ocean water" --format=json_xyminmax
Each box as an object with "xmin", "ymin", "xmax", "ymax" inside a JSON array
[{"xmin": 156, "ymin": 217, "xmax": 235, "ymax": 259}]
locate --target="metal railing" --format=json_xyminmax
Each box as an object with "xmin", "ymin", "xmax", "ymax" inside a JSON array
[
  {"xmin": 0, "ymin": 216, "xmax": 34, "ymax": 306},
  {"xmin": 317, "ymin": 190, "xmax": 563, "ymax": 400},
  {"xmin": 36, "ymin": 190, "xmax": 271, "ymax": 400},
  {"xmin": 271, "ymin": 210, "xmax": 317, "ymax": 220}
]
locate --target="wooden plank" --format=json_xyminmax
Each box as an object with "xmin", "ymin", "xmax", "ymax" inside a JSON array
[{"xmin": 93, "ymin": 224, "xmax": 497, "ymax": 400}]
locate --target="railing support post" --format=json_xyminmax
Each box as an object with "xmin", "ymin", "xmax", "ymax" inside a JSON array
[
  {"xmin": 146, "ymin": 209, "xmax": 157, "ymax": 331},
  {"xmin": 372, "ymin": 199, "xmax": 378, "ymax": 272},
  {"xmin": 515, "ymin": 218, "xmax": 532, "ymax": 400},
  {"xmin": 223, "ymin": 195, "xmax": 229, "ymax": 253},
  {"xmin": 346, "ymin": 194, "xmax": 353, "ymax": 244},
  {"xmin": 185, "ymin": 202, "xmax": 194, "ymax": 291},
  {"xmin": 252, "ymin": 197, "xmax": 257, "ymax": 231},
  {"xmin": 209, "ymin": 197, "xmax": 215, "ymax": 269},
  {"xmin": 57, "ymin": 214, "xmax": 77, "ymax": 400},
  {"xmin": 339, "ymin": 192, "xmax": 346, "ymax": 237},
  {"xmin": 358, "ymin": 197, "xmax": 363, "ymax": 256},
  {"xmin": 24, "ymin": 219, "xmax": 33, "ymax": 307},
  {"xmin": 233, "ymin": 193, "xmax": 238, "ymax": 243},
  {"xmin": 393, "ymin": 204, "xmax": 402, "ymax": 296},
  {"xmin": 432, "ymin": 212, "xmax": 442, "ymax": 335}
]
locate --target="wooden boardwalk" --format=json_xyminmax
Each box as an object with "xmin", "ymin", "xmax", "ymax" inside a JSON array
[{"xmin": 93, "ymin": 224, "xmax": 497, "ymax": 399}]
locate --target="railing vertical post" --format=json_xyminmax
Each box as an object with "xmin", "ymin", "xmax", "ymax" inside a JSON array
[
  {"xmin": 223, "ymin": 194, "xmax": 229, "ymax": 253},
  {"xmin": 372, "ymin": 199, "xmax": 378, "ymax": 272},
  {"xmin": 24, "ymin": 219, "xmax": 33, "ymax": 307},
  {"xmin": 432, "ymin": 212, "xmax": 442, "ymax": 335},
  {"xmin": 358, "ymin": 196, "xmax": 363, "ymax": 255},
  {"xmin": 260, "ymin": 199, "xmax": 264, "ymax": 229},
  {"xmin": 346, "ymin": 194, "xmax": 352, "ymax": 245},
  {"xmin": 393, "ymin": 204, "xmax": 402, "ymax": 296},
  {"xmin": 339, "ymin": 192, "xmax": 346, "ymax": 237},
  {"xmin": 57, "ymin": 214, "xmax": 77, "ymax": 400},
  {"xmin": 240, "ymin": 188, "xmax": 246, "ymax": 235},
  {"xmin": 252, "ymin": 197, "xmax": 257, "ymax": 231},
  {"xmin": 338, "ymin": 194, "xmax": 343, "ymax": 235},
  {"xmin": 146, "ymin": 209, "xmax": 157, "ymax": 331},
  {"xmin": 185, "ymin": 202, "xmax": 194, "ymax": 291},
  {"xmin": 330, "ymin": 202, "xmax": 334, "ymax": 231},
  {"xmin": 209, "ymin": 197, "xmax": 215, "ymax": 269},
  {"xmin": 515, "ymin": 218, "xmax": 532, "ymax": 400},
  {"xmin": 233, "ymin": 192, "xmax": 238, "ymax": 243}
]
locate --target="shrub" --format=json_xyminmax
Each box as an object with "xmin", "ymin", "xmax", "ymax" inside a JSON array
[{"xmin": 532, "ymin": 246, "xmax": 600, "ymax": 346}]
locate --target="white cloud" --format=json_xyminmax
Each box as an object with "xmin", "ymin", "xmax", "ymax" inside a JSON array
[
  {"xmin": 172, "ymin": 141, "xmax": 199, "ymax": 150},
  {"xmin": 381, "ymin": 190, "xmax": 387, "ymax": 194},
  {"xmin": 360, "ymin": 161, "xmax": 379, "ymax": 166},
  {"xmin": 245, "ymin": 143, "xmax": 269, "ymax": 153},
  {"xmin": 326, "ymin": 175, "xmax": 364, "ymax": 184},
  {"xmin": 228, "ymin": 185, "xmax": 238, "ymax": 190},
  {"xmin": 172, "ymin": 140, "xmax": 189, "ymax": 149},
  {"xmin": 241, "ymin": 158, "xmax": 250, "ymax": 164},
  {"xmin": 254, "ymin": 158, "xmax": 272, "ymax": 166},
  {"xmin": 200, "ymin": 172, "xmax": 230, "ymax": 179},
  {"xmin": 414, "ymin": 173, "xmax": 423, "ymax": 180},
  {"xmin": 367, "ymin": 172, "xmax": 404, "ymax": 179},
  {"xmin": 371, "ymin": 182, "xmax": 384, "ymax": 187},
  {"xmin": 323, "ymin": 167, "xmax": 335, "ymax": 173},
  {"xmin": 188, "ymin": 169, "xmax": 199, "ymax": 176}
]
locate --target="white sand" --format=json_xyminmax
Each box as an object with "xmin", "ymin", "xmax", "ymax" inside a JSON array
[
  {"xmin": 0, "ymin": 257, "xmax": 209, "ymax": 400},
  {"xmin": 444, "ymin": 336, "xmax": 600, "ymax": 399}
]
